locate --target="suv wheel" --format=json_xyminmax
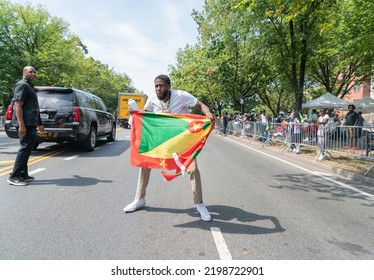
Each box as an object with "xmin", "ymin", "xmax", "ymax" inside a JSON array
[
  {"xmin": 81, "ymin": 126, "xmax": 97, "ymax": 151},
  {"xmin": 107, "ymin": 124, "xmax": 116, "ymax": 142}
]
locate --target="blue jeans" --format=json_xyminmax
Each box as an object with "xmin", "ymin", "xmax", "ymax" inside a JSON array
[
  {"xmin": 10, "ymin": 126, "xmax": 36, "ymax": 178},
  {"xmin": 260, "ymin": 124, "xmax": 268, "ymax": 142}
]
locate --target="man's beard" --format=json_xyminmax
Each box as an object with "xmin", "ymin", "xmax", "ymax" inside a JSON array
[{"xmin": 157, "ymin": 91, "xmax": 169, "ymax": 101}]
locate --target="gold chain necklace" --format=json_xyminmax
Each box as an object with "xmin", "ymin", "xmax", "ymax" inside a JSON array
[{"xmin": 160, "ymin": 93, "xmax": 171, "ymax": 113}]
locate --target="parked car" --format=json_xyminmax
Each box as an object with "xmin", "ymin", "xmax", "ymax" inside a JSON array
[{"xmin": 5, "ymin": 86, "xmax": 116, "ymax": 151}]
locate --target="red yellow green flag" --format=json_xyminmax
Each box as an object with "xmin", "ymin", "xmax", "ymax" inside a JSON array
[{"xmin": 130, "ymin": 111, "xmax": 215, "ymax": 181}]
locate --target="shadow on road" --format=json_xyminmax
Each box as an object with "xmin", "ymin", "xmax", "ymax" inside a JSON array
[
  {"xmin": 145, "ymin": 205, "xmax": 285, "ymax": 235},
  {"xmin": 270, "ymin": 173, "xmax": 374, "ymax": 207},
  {"xmin": 29, "ymin": 175, "xmax": 113, "ymax": 187}
]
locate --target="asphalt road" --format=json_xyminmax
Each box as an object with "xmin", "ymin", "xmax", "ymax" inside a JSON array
[{"xmin": 0, "ymin": 128, "xmax": 373, "ymax": 260}]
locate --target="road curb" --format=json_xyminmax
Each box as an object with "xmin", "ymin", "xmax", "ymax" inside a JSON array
[
  {"xmin": 223, "ymin": 134, "xmax": 374, "ymax": 185},
  {"xmin": 330, "ymin": 166, "xmax": 374, "ymax": 184}
]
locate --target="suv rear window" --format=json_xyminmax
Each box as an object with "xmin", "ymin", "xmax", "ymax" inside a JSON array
[{"xmin": 37, "ymin": 91, "xmax": 74, "ymax": 110}]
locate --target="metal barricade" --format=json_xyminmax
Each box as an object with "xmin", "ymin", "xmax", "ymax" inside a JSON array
[
  {"xmin": 225, "ymin": 120, "xmax": 373, "ymax": 157},
  {"xmin": 218, "ymin": 119, "xmax": 373, "ymax": 176}
]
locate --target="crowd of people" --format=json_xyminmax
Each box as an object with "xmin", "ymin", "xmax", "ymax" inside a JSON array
[{"xmin": 217, "ymin": 105, "xmax": 367, "ymax": 155}]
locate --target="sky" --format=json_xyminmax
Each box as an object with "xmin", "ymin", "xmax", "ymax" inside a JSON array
[{"xmin": 9, "ymin": 0, "xmax": 204, "ymax": 96}]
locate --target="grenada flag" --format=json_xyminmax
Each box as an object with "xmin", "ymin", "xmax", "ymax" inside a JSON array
[{"xmin": 130, "ymin": 111, "xmax": 215, "ymax": 181}]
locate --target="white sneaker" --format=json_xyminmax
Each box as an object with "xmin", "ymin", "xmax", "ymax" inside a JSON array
[
  {"xmin": 124, "ymin": 198, "xmax": 146, "ymax": 213},
  {"xmin": 197, "ymin": 202, "xmax": 212, "ymax": 222}
]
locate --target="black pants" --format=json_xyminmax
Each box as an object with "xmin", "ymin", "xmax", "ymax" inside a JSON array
[{"xmin": 10, "ymin": 126, "xmax": 36, "ymax": 178}]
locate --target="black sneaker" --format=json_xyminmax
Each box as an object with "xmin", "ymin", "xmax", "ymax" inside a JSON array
[
  {"xmin": 7, "ymin": 177, "xmax": 28, "ymax": 186},
  {"xmin": 20, "ymin": 175, "xmax": 35, "ymax": 182}
]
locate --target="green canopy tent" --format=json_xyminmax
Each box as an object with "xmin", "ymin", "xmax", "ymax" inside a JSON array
[
  {"xmin": 353, "ymin": 96, "xmax": 374, "ymax": 113},
  {"xmin": 302, "ymin": 92, "xmax": 350, "ymax": 109}
]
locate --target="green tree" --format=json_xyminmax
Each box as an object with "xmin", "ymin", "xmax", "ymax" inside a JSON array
[
  {"xmin": 307, "ymin": 0, "xmax": 374, "ymax": 98},
  {"xmin": 234, "ymin": 0, "xmax": 337, "ymax": 110},
  {"xmin": 0, "ymin": 2, "xmax": 83, "ymax": 94},
  {"xmin": 170, "ymin": 44, "xmax": 225, "ymax": 115},
  {"xmin": 171, "ymin": 0, "xmax": 266, "ymax": 114},
  {"xmin": 66, "ymin": 57, "xmax": 135, "ymax": 110},
  {"xmin": 0, "ymin": 0, "xmax": 135, "ymax": 110}
]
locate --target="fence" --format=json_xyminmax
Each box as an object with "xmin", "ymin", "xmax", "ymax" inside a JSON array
[
  {"xmin": 0, "ymin": 115, "xmax": 4, "ymax": 130},
  {"xmin": 215, "ymin": 118, "xmax": 374, "ymax": 176}
]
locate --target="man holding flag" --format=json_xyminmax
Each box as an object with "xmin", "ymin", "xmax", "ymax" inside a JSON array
[{"xmin": 124, "ymin": 74, "xmax": 215, "ymax": 222}]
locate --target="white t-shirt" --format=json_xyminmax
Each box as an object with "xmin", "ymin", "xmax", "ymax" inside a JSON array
[
  {"xmin": 144, "ymin": 89, "xmax": 198, "ymax": 114},
  {"xmin": 317, "ymin": 114, "xmax": 330, "ymax": 136},
  {"xmin": 293, "ymin": 118, "xmax": 301, "ymax": 133},
  {"xmin": 318, "ymin": 114, "xmax": 330, "ymax": 127},
  {"xmin": 260, "ymin": 113, "xmax": 268, "ymax": 124}
]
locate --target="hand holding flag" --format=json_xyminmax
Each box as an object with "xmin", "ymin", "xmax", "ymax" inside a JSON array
[{"xmin": 130, "ymin": 111, "xmax": 215, "ymax": 181}]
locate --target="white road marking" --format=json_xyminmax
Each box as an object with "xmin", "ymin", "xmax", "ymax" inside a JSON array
[
  {"xmin": 29, "ymin": 168, "xmax": 46, "ymax": 175},
  {"xmin": 313, "ymin": 171, "xmax": 374, "ymax": 198},
  {"xmin": 64, "ymin": 155, "xmax": 79, "ymax": 161},
  {"xmin": 223, "ymin": 137, "xmax": 374, "ymax": 199},
  {"xmin": 210, "ymin": 227, "xmax": 232, "ymax": 260}
]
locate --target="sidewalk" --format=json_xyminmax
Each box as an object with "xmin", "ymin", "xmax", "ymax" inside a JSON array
[{"xmin": 225, "ymin": 134, "xmax": 374, "ymax": 184}]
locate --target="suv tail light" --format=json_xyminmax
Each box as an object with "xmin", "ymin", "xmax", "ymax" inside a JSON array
[
  {"xmin": 73, "ymin": 106, "xmax": 81, "ymax": 122},
  {"xmin": 5, "ymin": 104, "xmax": 13, "ymax": 120}
]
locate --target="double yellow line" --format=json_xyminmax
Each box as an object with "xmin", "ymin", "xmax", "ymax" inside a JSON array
[{"xmin": 0, "ymin": 145, "xmax": 76, "ymax": 177}]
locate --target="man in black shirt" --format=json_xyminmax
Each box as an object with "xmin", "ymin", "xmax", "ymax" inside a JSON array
[
  {"xmin": 7, "ymin": 66, "xmax": 45, "ymax": 186},
  {"xmin": 344, "ymin": 104, "xmax": 359, "ymax": 150},
  {"xmin": 223, "ymin": 112, "xmax": 228, "ymax": 135}
]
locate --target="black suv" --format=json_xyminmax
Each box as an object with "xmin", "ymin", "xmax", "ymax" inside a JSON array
[{"xmin": 5, "ymin": 86, "xmax": 116, "ymax": 151}]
